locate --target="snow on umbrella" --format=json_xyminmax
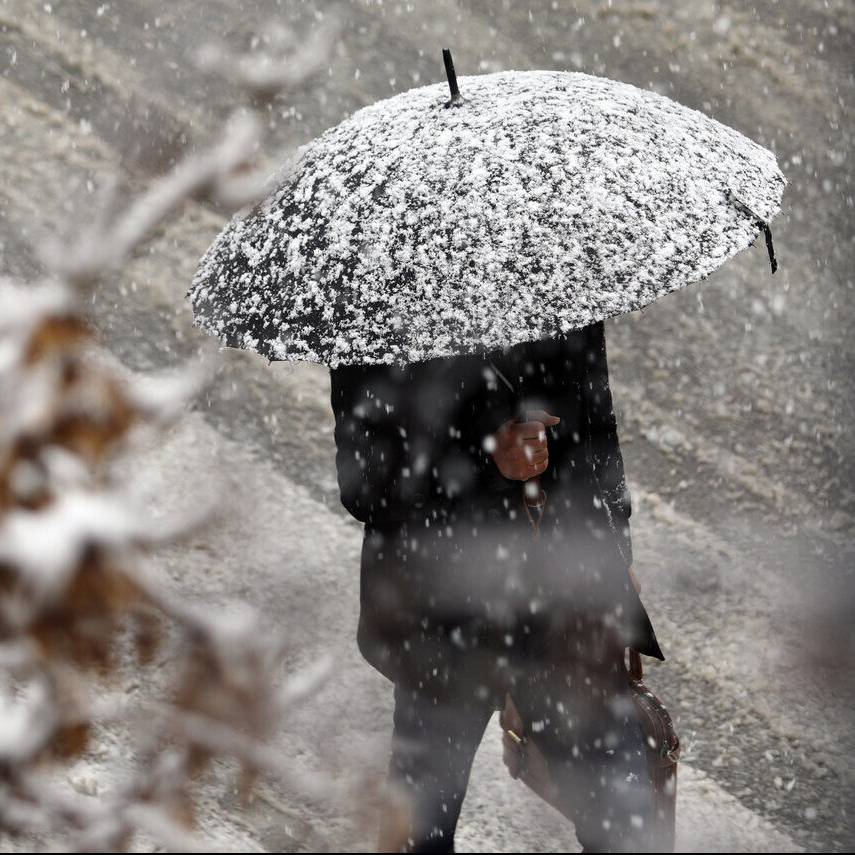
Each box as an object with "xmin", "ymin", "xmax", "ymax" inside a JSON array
[{"xmin": 187, "ymin": 50, "xmax": 786, "ymax": 368}]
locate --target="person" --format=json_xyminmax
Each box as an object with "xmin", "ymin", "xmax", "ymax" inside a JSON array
[{"xmin": 329, "ymin": 320, "xmax": 664, "ymax": 852}]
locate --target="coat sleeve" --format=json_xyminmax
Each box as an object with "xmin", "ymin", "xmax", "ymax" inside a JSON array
[
  {"xmin": 431, "ymin": 387, "xmax": 520, "ymax": 502},
  {"xmin": 329, "ymin": 363, "xmax": 518, "ymax": 525},
  {"xmin": 329, "ymin": 363, "xmax": 430, "ymax": 525},
  {"xmin": 583, "ymin": 321, "xmax": 634, "ymax": 566}
]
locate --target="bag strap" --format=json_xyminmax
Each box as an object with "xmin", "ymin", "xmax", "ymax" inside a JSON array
[{"xmin": 628, "ymin": 647, "xmax": 643, "ymax": 682}]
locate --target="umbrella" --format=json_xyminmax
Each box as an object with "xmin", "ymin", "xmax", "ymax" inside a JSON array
[{"xmin": 187, "ymin": 50, "xmax": 785, "ymax": 367}]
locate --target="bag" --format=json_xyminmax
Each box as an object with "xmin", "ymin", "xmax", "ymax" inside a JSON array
[
  {"xmin": 500, "ymin": 648, "xmax": 680, "ymax": 851},
  {"xmin": 626, "ymin": 648, "xmax": 680, "ymax": 850}
]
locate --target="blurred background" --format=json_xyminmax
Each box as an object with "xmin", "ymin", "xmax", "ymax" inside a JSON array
[{"xmin": 1, "ymin": 0, "xmax": 852, "ymax": 850}]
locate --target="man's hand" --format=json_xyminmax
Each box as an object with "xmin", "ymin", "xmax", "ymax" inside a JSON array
[{"xmin": 485, "ymin": 410, "xmax": 560, "ymax": 481}]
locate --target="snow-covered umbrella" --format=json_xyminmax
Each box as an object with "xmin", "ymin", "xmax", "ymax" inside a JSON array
[{"xmin": 187, "ymin": 50, "xmax": 786, "ymax": 367}]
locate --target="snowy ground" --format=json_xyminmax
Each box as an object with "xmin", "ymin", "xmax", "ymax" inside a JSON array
[
  {"xmin": 1, "ymin": 0, "xmax": 853, "ymax": 851},
  {"xmin": 111, "ymin": 411, "xmax": 803, "ymax": 853}
]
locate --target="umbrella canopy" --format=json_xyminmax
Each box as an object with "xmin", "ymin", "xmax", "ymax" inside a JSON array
[{"xmin": 188, "ymin": 63, "xmax": 786, "ymax": 367}]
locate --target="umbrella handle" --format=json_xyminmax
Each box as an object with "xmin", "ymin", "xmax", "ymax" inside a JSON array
[
  {"xmin": 517, "ymin": 410, "xmax": 547, "ymax": 495},
  {"xmin": 487, "ymin": 364, "xmax": 547, "ymax": 534},
  {"xmin": 518, "ymin": 411, "xmax": 547, "ymax": 538}
]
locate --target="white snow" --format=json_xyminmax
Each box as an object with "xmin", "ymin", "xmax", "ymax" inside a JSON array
[{"xmin": 189, "ymin": 70, "xmax": 786, "ymax": 367}]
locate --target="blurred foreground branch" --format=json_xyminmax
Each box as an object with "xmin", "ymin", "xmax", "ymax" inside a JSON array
[{"xmin": 0, "ymin": 18, "xmax": 336, "ymax": 852}]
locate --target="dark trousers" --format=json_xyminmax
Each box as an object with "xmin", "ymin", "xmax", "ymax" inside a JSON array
[{"xmin": 381, "ymin": 631, "xmax": 656, "ymax": 853}]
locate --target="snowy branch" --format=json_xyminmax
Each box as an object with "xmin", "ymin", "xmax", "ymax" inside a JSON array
[{"xmin": 0, "ymin": 18, "xmax": 335, "ymax": 853}]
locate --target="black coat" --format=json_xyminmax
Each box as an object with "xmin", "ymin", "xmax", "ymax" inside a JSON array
[{"xmin": 330, "ymin": 321, "xmax": 662, "ymax": 702}]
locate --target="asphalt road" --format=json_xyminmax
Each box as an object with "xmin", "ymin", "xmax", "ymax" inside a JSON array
[{"xmin": 1, "ymin": 0, "xmax": 853, "ymax": 850}]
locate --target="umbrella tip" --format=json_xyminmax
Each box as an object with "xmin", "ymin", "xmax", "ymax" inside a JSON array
[{"xmin": 442, "ymin": 48, "xmax": 463, "ymax": 108}]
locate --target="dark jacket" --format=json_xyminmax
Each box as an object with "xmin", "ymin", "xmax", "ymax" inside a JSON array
[{"xmin": 330, "ymin": 321, "xmax": 662, "ymax": 700}]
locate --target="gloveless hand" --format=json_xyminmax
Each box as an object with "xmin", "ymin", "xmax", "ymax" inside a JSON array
[{"xmin": 487, "ymin": 410, "xmax": 561, "ymax": 481}]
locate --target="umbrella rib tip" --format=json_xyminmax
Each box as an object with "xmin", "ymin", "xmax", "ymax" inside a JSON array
[{"xmin": 726, "ymin": 189, "xmax": 779, "ymax": 275}]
